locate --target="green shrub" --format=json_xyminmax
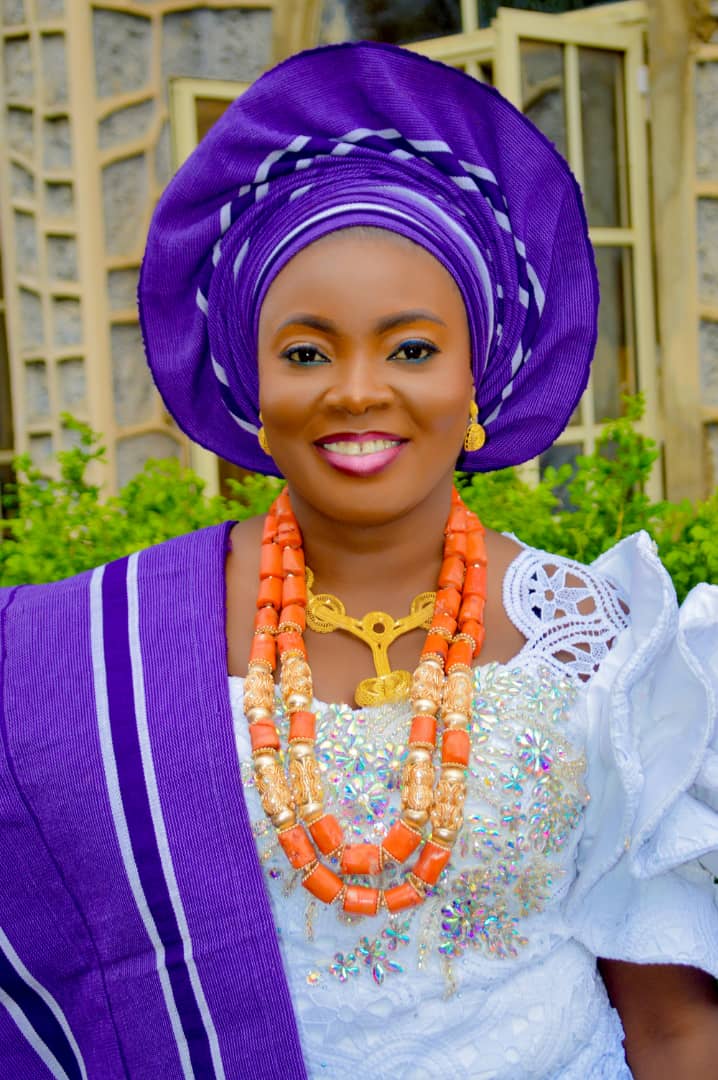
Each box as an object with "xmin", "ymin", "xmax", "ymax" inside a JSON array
[{"xmin": 1, "ymin": 404, "xmax": 717, "ymax": 599}]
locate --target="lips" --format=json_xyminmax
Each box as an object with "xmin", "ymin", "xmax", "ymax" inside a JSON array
[{"xmin": 314, "ymin": 432, "xmax": 407, "ymax": 477}]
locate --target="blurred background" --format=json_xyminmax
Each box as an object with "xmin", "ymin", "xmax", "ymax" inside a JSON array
[{"xmin": 1, "ymin": 0, "xmax": 717, "ymax": 508}]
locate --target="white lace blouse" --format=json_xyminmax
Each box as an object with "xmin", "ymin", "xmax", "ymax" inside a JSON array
[{"xmin": 229, "ymin": 533, "xmax": 718, "ymax": 1079}]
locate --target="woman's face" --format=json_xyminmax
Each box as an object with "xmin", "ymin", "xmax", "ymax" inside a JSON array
[{"xmin": 257, "ymin": 228, "xmax": 474, "ymax": 526}]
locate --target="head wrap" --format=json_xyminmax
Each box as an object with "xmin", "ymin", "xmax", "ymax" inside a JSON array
[{"xmin": 139, "ymin": 41, "xmax": 598, "ymax": 475}]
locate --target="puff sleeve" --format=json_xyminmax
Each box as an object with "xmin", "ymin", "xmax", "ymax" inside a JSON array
[{"xmin": 565, "ymin": 532, "xmax": 718, "ymax": 974}]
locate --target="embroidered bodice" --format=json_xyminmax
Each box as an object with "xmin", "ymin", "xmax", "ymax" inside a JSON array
[{"xmin": 229, "ymin": 545, "xmax": 651, "ymax": 1077}]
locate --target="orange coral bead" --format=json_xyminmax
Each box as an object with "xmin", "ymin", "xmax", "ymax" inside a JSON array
[
  {"xmin": 464, "ymin": 564, "xmax": 487, "ymax": 597},
  {"xmin": 289, "ymin": 710, "xmax": 316, "ymax": 741},
  {"xmin": 421, "ymin": 634, "xmax": 449, "ymax": 661},
  {"xmin": 249, "ymin": 635, "xmax": 276, "ymax": 666},
  {"xmin": 441, "ymin": 729, "xmax": 471, "ymax": 766},
  {"xmin": 282, "ymin": 547, "xmax": 305, "ymax": 575},
  {"xmin": 254, "ymin": 607, "xmax": 279, "ymax": 632},
  {"xmin": 280, "ymin": 603, "xmax": 306, "ymax": 631},
  {"xmin": 257, "ymin": 576, "xmax": 283, "ymax": 610},
  {"xmin": 302, "ymin": 863, "xmax": 343, "ymax": 904},
  {"xmin": 445, "ymin": 507, "xmax": 467, "ymax": 533},
  {"xmin": 466, "ymin": 530, "xmax": 487, "ymax": 564},
  {"xmin": 282, "ymin": 575, "xmax": 307, "ymax": 607},
  {"xmin": 340, "ymin": 843, "xmax": 381, "ymax": 876},
  {"xmin": 262, "ymin": 513, "xmax": 278, "ymax": 544},
  {"xmin": 384, "ymin": 881, "xmax": 423, "ymax": 913},
  {"xmin": 446, "ymin": 640, "xmax": 473, "ymax": 670},
  {"xmin": 309, "ymin": 814, "xmax": 344, "ymax": 856},
  {"xmin": 259, "ymin": 543, "xmax": 283, "ymax": 579},
  {"xmin": 435, "ymin": 587, "xmax": 461, "ymax": 619},
  {"xmin": 444, "ymin": 531, "xmax": 466, "ymax": 558},
  {"xmin": 277, "ymin": 631, "xmax": 306, "ymax": 657},
  {"xmin": 278, "ymin": 530, "xmax": 302, "ymax": 549},
  {"xmin": 462, "ymin": 617, "xmax": 483, "ymax": 648},
  {"xmin": 430, "ymin": 611, "xmax": 457, "ymax": 637},
  {"xmin": 409, "ymin": 715, "xmax": 437, "ymax": 747},
  {"xmin": 343, "ymin": 885, "xmax": 380, "ymax": 916},
  {"xmin": 458, "ymin": 594, "xmax": 486, "ymax": 624},
  {"xmin": 382, "ymin": 820, "xmax": 423, "ymax": 864},
  {"xmin": 249, "ymin": 722, "xmax": 280, "ymax": 752},
  {"xmin": 460, "ymin": 619, "xmax": 484, "ymax": 655},
  {"xmin": 438, "ymin": 555, "xmax": 465, "ymax": 590},
  {"xmin": 412, "ymin": 841, "xmax": 452, "ymax": 886},
  {"xmin": 278, "ymin": 824, "xmax": 316, "ymax": 869}
]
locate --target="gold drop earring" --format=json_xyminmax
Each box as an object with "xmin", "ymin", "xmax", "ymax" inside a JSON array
[
  {"xmin": 464, "ymin": 400, "xmax": 486, "ymax": 453},
  {"xmin": 257, "ymin": 412, "xmax": 271, "ymax": 455}
]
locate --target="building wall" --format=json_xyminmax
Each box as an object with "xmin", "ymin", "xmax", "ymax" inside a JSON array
[
  {"xmin": 1, "ymin": 1, "xmax": 272, "ymax": 491},
  {"xmin": 696, "ymin": 20, "xmax": 718, "ymax": 487}
]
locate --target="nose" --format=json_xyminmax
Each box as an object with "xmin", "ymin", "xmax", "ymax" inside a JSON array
[{"xmin": 323, "ymin": 355, "xmax": 394, "ymax": 415}]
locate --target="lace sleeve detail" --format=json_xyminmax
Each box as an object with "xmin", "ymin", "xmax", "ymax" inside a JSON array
[{"xmin": 504, "ymin": 546, "xmax": 630, "ymax": 683}]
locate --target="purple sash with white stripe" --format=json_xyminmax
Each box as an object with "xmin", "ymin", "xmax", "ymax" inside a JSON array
[{"xmin": 0, "ymin": 525, "xmax": 306, "ymax": 1078}]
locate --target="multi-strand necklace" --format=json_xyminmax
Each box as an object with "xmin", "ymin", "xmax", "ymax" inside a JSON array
[{"xmin": 245, "ymin": 486, "xmax": 487, "ymax": 914}]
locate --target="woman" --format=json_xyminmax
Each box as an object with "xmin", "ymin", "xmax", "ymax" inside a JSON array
[{"xmin": 1, "ymin": 42, "xmax": 717, "ymax": 1079}]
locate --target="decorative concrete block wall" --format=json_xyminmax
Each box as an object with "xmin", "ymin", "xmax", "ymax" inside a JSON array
[
  {"xmin": 696, "ymin": 30, "xmax": 718, "ymax": 488},
  {"xmin": 1, "ymin": 1, "xmax": 271, "ymax": 490}
]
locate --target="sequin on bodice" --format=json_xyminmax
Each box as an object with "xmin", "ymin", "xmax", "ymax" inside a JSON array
[
  {"xmin": 234, "ymin": 545, "xmax": 633, "ymax": 997},
  {"xmin": 238, "ymin": 660, "xmax": 587, "ymax": 989}
]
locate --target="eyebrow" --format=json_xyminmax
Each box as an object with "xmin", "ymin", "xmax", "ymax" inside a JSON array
[{"xmin": 276, "ymin": 309, "xmax": 448, "ymax": 334}]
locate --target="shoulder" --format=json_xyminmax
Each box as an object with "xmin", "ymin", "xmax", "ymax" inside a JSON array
[
  {"xmin": 1, "ymin": 522, "xmax": 233, "ymax": 638},
  {"xmin": 503, "ymin": 534, "xmax": 634, "ymax": 682}
]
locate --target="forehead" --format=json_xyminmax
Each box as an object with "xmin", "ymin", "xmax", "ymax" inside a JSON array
[{"xmin": 258, "ymin": 227, "xmax": 466, "ymax": 328}]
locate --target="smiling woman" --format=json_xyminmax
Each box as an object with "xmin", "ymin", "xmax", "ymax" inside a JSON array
[
  {"xmin": 1, "ymin": 41, "xmax": 718, "ymax": 1080},
  {"xmin": 256, "ymin": 228, "xmax": 473, "ymax": 517}
]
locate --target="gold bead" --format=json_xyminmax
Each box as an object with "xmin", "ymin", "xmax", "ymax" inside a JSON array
[
  {"xmin": 300, "ymin": 802, "xmax": 324, "ymax": 824},
  {"xmin": 441, "ymin": 764, "xmax": 466, "ymax": 784},
  {"xmin": 252, "ymin": 749, "xmax": 277, "ymax": 768},
  {"xmin": 442, "ymin": 710, "xmax": 469, "ymax": 729},
  {"xmin": 401, "ymin": 807, "xmax": 430, "ymax": 828},
  {"xmin": 288, "ymin": 741, "xmax": 314, "ymax": 760},
  {"xmin": 412, "ymin": 699, "xmax": 438, "ymax": 716},
  {"xmin": 432, "ymin": 826, "xmax": 459, "ymax": 846},
  {"xmin": 246, "ymin": 706, "xmax": 274, "ymax": 724},
  {"xmin": 286, "ymin": 694, "xmax": 312, "ymax": 711},
  {"xmin": 406, "ymin": 747, "xmax": 432, "ymax": 765},
  {"xmin": 271, "ymin": 808, "xmax": 297, "ymax": 830}
]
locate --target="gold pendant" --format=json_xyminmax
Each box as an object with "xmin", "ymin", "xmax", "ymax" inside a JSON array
[{"xmin": 305, "ymin": 569, "xmax": 435, "ymax": 707}]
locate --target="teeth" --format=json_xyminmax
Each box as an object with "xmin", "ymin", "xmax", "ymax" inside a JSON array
[{"xmin": 322, "ymin": 439, "xmax": 400, "ymax": 456}]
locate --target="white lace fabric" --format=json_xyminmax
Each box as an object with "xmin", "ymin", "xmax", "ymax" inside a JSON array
[{"xmin": 229, "ymin": 533, "xmax": 718, "ymax": 1079}]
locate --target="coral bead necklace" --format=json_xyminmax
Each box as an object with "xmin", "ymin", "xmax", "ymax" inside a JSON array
[{"xmin": 245, "ymin": 486, "xmax": 487, "ymax": 914}]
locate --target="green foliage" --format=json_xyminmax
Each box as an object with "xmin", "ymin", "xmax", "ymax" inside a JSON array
[
  {"xmin": 2, "ymin": 402, "xmax": 717, "ymax": 600},
  {"xmin": 0, "ymin": 415, "xmax": 282, "ymax": 586}
]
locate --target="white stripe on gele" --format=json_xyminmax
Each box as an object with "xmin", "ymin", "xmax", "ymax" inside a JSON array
[
  {"xmin": 232, "ymin": 238, "xmax": 250, "ymax": 281},
  {"xmin": 126, "ymin": 554, "xmax": 226, "ymax": 1080},
  {"xmin": 90, "ymin": 566, "xmax": 194, "ymax": 1080},
  {"xmin": 527, "ymin": 263, "xmax": 546, "ymax": 314},
  {"xmin": 195, "ymin": 289, "xmax": 208, "ymax": 316},
  {"xmin": 0, "ymin": 927, "xmax": 88, "ymax": 1080},
  {"xmin": 459, "ymin": 159, "xmax": 499, "ymax": 185},
  {"xmin": 220, "ymin": 202, "xmax": 232, "ymax": 235},
  {"xmin": 211, "ymin": 356, "xmax": 229, "ymax": 387}
]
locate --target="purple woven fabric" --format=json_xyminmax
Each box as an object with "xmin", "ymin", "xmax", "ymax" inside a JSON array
[
  {"xmin": 0, "ymin": 528, "xmax": 307, "ymax": 1079},
  {"xmin": 139, "ymin": 41, "xmax": 598, "ymax": 476}
]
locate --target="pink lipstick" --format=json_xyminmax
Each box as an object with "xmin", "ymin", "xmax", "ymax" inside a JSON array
[{"xmin": 314, "ymin": 432, "xmax": 407, "ymax": 477}]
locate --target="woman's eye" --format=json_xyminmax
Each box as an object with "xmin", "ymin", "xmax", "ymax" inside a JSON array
[
  {"xmin": 281, "ymin": 345, "xmax": 329, "ymax": 366},
  {"xmin": 390, "ymin": 340, "xmax": 438, "ymax": 364}
]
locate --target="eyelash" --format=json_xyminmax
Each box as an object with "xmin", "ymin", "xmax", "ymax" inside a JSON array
[{"xmin": 280, "ymin": 340, "xmax": 439, "ymax": 366}]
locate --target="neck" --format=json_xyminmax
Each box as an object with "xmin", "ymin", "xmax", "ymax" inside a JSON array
[{"xmin": 286, "ymin": 475, "xmax": 454, "ymax": 604}]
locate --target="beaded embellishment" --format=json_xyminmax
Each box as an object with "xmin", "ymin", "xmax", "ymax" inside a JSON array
[{"xmin": 242, "ymin": 661, "xmax": 588, "ymax": 988}]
